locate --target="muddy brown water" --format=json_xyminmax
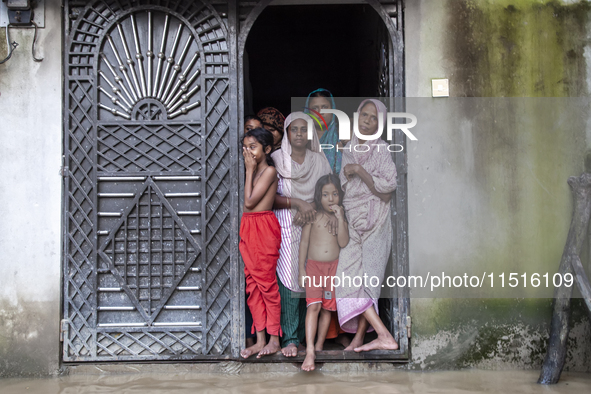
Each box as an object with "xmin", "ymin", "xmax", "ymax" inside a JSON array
[{"xmin": 1, "ymin": 370, "xmax": 589, "ymax": 393}]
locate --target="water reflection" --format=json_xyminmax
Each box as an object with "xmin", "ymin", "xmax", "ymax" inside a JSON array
[{"xmin": 1, "ymin": 370, "xmax": 589, "ymax": 394}]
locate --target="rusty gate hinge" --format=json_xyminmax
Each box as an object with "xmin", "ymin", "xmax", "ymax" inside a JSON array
[
  {"xmin": 59, "ymin": 166, "xmax": 69, "ymax": 178},
  {"xmin": 60, "ymin": 319, "xmax": 69, "ymax": 342},
  {"xmin": 406, "ymin": 316, "xmax": 411, "ymax": 338}
]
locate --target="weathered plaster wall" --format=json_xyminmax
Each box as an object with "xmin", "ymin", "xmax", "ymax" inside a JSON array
[
  {"xmin": 405, "ymin": 0, "xmax": 591, "ymax": 370},
  {"xmin": 0, "ymin": 4, "xmax": 62, "ymax": 377}
]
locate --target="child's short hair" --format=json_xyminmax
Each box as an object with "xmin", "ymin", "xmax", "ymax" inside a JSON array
[
  {"xmin": 244, "ymin": 114, "xmax": 262, "ymax": 124},
  {"xmin": 313, "ymin": 174, "xmax": 344, "ymax": 212},
  {"xmin": 241, "ymin": 127, "xmax": 275, "ymax": 167}
]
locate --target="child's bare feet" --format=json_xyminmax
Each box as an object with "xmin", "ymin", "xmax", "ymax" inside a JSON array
[
  {"xmin": 314, "ymin": 343, "xmax": 323, "ymax": 352},
  {"xmin": 344, "ymin": 336, "xmax": 363, "ymax": 351},
  {"xmin": 335, "ymin": 334, "xmax": 351, "ymax": 349},
  {"xmin": 245, "ymin": 337, "xmax": 255, "ymax": 348},
  {"xmin": 281, "ymin": 343, "xmax": 298, "ymax": 357},
  {"xmin": 354, "ymin": 336, "xmax": 398, "ymax": 352},
  {"xmin": 257, "ymin": 338, "xmax": 281, "ymax": 358},
  {"xmin": 301, "ymin": 351, "xmax": 316, "ymax": 371},
  {"xmin": 241, "ymin": 341, "xmax": 265, "ymax": 359}
]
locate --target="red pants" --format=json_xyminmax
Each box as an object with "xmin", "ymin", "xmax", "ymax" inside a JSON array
[{"xmin": 239, "ymin": 211, "xmax": 283, "ymax": 337}]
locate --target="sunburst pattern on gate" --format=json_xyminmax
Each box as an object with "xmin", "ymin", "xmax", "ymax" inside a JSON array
[{"xmin": 98, "ymin": 11, "xmax": 202, "ymax": 121}]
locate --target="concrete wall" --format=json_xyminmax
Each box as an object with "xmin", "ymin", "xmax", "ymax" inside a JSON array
[
  {"xmin": 405, "ymin": 0, "xmax": 591, "ymax": 370},
  {"xmin": 0, "ymin": 3, "xmax": 62, "ymax": 377}
]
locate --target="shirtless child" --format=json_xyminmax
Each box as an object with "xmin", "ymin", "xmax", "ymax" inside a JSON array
[
  {"xmin": 239, "ymin": 128, "xmax": 283, "ymax": 359},
  {"xmin": 298, "ymin": 174, "xmax": 350, "ymax": 371}
]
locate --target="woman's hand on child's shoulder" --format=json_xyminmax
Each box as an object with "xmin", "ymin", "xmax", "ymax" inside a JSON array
[
  {"xmin": 298, "ymin": 200, "xmax": 316, "ymax": 224},
  {"xmin": 324, "ymin": 213, "xmax": 339, "ymax": 236}
]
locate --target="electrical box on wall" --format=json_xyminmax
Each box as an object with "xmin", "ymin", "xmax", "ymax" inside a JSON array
[
  {"xmin": 432, "ymin": 78, "xmax": 450, "ymax": 98},
  {"xmin": 0, "ymin": 0, "xmax": 45, "ymax": 27}
]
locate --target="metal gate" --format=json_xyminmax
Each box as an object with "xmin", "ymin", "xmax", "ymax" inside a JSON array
[
  {"xmin": 62, "ymin": 0, "xmax": 238, "ymax": 361},
  {"xmin": 62, "ymin": 0, "xmax": 408, "ymax": 363}
]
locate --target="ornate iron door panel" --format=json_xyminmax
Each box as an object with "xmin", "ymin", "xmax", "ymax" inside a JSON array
[{"xmin": 63, "ymin": 0, "xmax": 237, "ymax": 361}]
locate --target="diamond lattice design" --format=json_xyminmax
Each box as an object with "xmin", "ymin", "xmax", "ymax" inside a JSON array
[
  {"xmin": 97, "ymin": 123, "xmax": 202, "ymax": 173},
  {"xmin": 64, "ymin": 78, "xmax": 96, "ymax": 358},
  {"xmin": 99, "ymin": 180, "xmax": 201, "ymax": 320},
  {"xmin": 203, "ymin": 77, "xmax": 231, "ymax": 355},
  {"xmin": 97, "ymin": 330, "xmax": 202, "ymax": 358}
]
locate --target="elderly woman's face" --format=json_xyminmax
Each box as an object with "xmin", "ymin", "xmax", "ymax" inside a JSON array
[
  {"xmin": 308, "ymin": 96, "xmax": 333, "ymax": 126},
  {"xmin": 288, "ymin": 119, "xmax": 308, "ymax": 149},
  {"xmin": 358, "ymin": 103, "xmax": 379, "ymax": 136}
]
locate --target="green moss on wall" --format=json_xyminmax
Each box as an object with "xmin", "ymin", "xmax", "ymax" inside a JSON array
[
  {"xmin": 0, "ymin": 29, "xmax": 6, "ymax": 61},
  {"xmin": 411, "ymin": 298, "xmax": 590, "ymax": 370},
  {"xmin": 449, "ymin": 0, "xmax": 590, "ymax": 97},
  {"xmin": 410, "ymin": 0, "xmax": 591, "ymax": 370}
]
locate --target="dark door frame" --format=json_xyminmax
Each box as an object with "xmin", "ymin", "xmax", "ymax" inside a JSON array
[{"xmin": 234, "ymin": 0, "xmax": 410, "ymax": 362}]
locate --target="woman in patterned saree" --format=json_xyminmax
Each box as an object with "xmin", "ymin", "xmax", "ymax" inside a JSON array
[
  {"xmin": 271, "ymin": 112, "xmax": 332, "ymax": 357},
  {"xmin": 336, "ymin": 99, "xmax": 399, "ymax": 352}
]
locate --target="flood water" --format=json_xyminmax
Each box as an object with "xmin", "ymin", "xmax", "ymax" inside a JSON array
[{"xmin": 1, "ymin": 370, "xmax": 589, "ymax": 393}]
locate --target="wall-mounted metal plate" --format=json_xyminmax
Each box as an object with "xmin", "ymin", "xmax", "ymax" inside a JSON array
[{"xmin": 0, "ymin": 0, "xmax": 44, "ymax": 27}]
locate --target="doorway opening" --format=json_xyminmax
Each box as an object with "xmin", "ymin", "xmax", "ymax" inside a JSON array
[
  {"xmin": 244, "ymin": 3, "xmax": 386, "ymax": 115},
  {"xmin": 242, "ymin": 3, "xmax": 406, "ymax": 362}
]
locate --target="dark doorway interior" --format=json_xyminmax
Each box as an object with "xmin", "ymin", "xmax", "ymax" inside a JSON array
[{"xmin": 245, "ymin": 4, "xmax": 385, "ymax": 116}]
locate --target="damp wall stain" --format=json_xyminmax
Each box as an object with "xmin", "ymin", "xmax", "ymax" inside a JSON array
[
  {"xmin": 448, "ymin": 0, "xmax": 590, "ymax": 97},
  {"xmin": 0, "ymin": 298, "xmax": 60, "ymax": 377},
  {"xmin": 407, "ymin": 0, "xmax": 591, "ymax": 371},
  {"xmin": 409, "ymin": 299, "xmax": 591, "ymax": 371},
  {"xmin": 0, "ymin": 29, "xmax": 7, "ymax": 63},
  {"xmin": 0, "ymin": 2, "xmax": 62, "ymax": 378}
]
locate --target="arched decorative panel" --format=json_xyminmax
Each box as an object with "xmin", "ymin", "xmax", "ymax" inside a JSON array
[{"xmin": 62, "ymin": 0, "xmax": 237, "ymax": 361}]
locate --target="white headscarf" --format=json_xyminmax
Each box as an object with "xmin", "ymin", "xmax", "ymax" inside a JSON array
[{"xmin": 271, "ymin": 112, "xmax": 331, "ymax": 199}]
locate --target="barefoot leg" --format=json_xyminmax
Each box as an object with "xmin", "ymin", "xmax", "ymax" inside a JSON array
[
  {"xmin": 354, "ymin": 307, "xmax": 398, "ymax": 352},
  {"xmin": 301, "ymin": 349, "xmax": 316, "ymax": 372},
  {"xmin": 281, "ymin": 342, "xmax": 298, "ymax": 357},
  {"xmin": 305, "ymin": 303, "xmax": 321, "ymax": 352},
  {"xmin": 315, "ymin": 308, "xmax": 331, "ymax": 352},
  {"xmin": 241, "ymin": 330, "xmax": 266, "ymax": 359},
  {"xmin": 302, "ymin": 303, "xmax": 321, "ymax": 368},
  {"xmin": 257, "ymin": 335, "xmax": 281, "ymax": 358},
  {"xmin": 335, "ymin": 334, "xmax": 351, "ymax": 349},
  {"xmin": 245, "ymin": 337, "xmax": 255, "ymax": 348},
  {"xmin": 344, "ymin": 315, "xmax": 368, "ymax": 351}
]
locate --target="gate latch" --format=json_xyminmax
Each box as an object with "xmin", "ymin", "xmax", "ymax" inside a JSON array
[
  {"xmin": 406, "ymin": 316, "xmax": 411, "ymax": 338},
  {"xmin": 60, "ymin": 319, "xmax": 70, "ymax": 342},
  {"xmin": 59, "ymin": 165, "xmax": 69, "ymax": 178}
]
